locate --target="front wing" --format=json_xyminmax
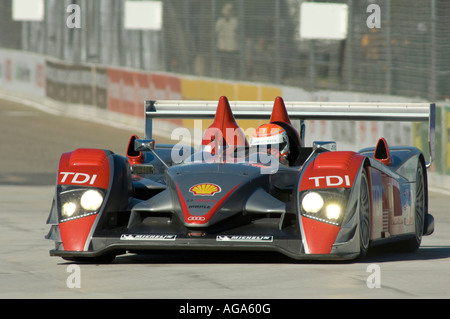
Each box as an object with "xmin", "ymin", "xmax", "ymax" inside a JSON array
[{"xmin": 49, "ymin": 227, "xmax": 361, "ymax": 261}]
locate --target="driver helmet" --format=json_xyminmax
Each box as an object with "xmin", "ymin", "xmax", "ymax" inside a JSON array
[{"xmin": 250, "ymin": 123, "xmax": 290, "ymax": 159}]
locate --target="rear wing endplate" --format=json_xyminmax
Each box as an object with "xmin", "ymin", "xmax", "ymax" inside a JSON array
[{"xmin": 145, "ymin": 100, "xmax": 435, "ymax": 166}]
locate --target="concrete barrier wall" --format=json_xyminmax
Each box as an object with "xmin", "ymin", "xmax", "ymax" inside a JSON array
[{"xmin": 0, "ymin": 49, "xmax": 447, "ymax": 190}]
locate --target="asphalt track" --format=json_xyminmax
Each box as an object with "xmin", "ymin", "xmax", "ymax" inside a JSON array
[{"xmin": 1, "ymin": 96, "xmax": 450, "ymax": 300}]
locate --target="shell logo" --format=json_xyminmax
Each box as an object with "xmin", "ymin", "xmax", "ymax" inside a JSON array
[{"xmin": 189, "ymin": 183, "xmax": 221, "ymax": 196}]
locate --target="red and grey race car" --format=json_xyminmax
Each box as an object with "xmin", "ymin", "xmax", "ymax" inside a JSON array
[{"xmin": 46, "ymin": 96, "xmax": 435, "ymax": 261}]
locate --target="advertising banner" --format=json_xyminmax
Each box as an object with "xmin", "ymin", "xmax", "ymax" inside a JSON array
[
  {"xmin": 45, "ymin": 60, "xmax": 107, "ymax": 109},
  {"xmin": 0, "ymin": 49, "xmax": 45, "ymax": 97},
  {"xmin": 45, "ymin": 60, "xmax": 68, "ymax": 102},
  {"xmin": 107, "ymin": 68, "xmax": 182, "ymax": 118}
]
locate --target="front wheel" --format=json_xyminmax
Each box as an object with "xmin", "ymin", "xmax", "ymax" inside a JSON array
[
  {"xmin": 357, "ymin": 168, "xmax": 371, "ymax": 259},
  {"xmin": 401, "ymin": 161, "xmax": 426, "ymax": 252}
]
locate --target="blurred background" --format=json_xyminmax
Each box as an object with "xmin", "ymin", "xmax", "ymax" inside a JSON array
[
  {"xmin": 1, "ymin": 0, "xmax": 450, "ymax": 184},
  {"xmin": 1, "ymin": 0, "xmax": 449, "ymax": 101}
]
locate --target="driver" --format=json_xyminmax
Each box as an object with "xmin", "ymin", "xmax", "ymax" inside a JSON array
[{"xmin": 250, "ymin": 123, "xmax": 290, "ymax": 165}]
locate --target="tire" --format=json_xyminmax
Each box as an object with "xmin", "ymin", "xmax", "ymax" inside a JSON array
[
  {"xmin": 402, "ymin": 161, "xmax": 426, "ymax": 252},
  {"xmin": 357, "ymin": 168, "xmax": 371, "ymax": 259}
]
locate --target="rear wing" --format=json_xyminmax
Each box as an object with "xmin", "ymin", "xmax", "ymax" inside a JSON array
[{"xmin": 144, "ymin": 100, "xmax": 435, "ymax": 166}]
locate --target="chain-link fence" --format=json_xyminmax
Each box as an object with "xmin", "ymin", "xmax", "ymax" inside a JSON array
[{"xmin": 1, "ymin": 0, "xmax": 449, "ymax": 101}]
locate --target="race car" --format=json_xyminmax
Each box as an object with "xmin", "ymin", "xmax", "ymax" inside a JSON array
[{"xmin": 46, "ymin": 96, "xmax": 435, "ymax": 261}]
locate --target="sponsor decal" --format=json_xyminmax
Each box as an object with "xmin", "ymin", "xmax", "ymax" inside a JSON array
[
  {"xmin": 189, "ymin": 183, "xmax": 221, "ymax": 196},
  {"xmin": 216, "ymin": 235, "xmax": 273, "ymax": 242},
  {"xmin": 188, "ymin": 205, "xmax": 211, "ymax": 209},
  {"xmin": 308, "ymin": 175, "xmax": 351, "ymax": 188},
  {"xmin": 59, "ymin": 172, "xmax": 98, "ymax": 185},
  {"xmin": 195, "ymin": 199, "xmax": 217, "ymax": 202},
  {"xmin": 120, "ymin": 234, "xmax": 176, "ymax": 241},
  {"xmin": 187, "ymin": 216, "xmax": 206, "ymax": 221}
]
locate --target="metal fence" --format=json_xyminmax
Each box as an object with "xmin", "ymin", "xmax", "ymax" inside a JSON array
[{"xmin": 1, "ymin": 0, "xmax": 449, "ymax": 101}]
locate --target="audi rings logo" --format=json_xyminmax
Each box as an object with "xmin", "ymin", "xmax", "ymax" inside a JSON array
[{"xmin": 187, "ymin": 216, "xmax": 206, "ymax": 221}]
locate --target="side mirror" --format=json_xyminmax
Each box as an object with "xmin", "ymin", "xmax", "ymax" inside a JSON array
[
  {"xmin": 313, "ymin": 141, "xmax": 336, "ymax": 151},
  {"xmin": 135, "ymin": 139, "xmax": 156, "ymax": 152}
]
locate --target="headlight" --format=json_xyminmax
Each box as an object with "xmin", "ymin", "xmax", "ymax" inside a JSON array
[
  {"xmin": 58, "ymin": 186, "xmax": 105, "ymax": 222},
  {"xmin": 300, "ymin": 189, "xmax": 349, "ymax": 226},
  {"xmin": 62, "ymin": 202, "xmax": 77, "ymax": 218},
  {"xmin": 80, "ymin": 190, "xmax": 104, "ymax": 211},
  {"xmin": 326, "ymin": 204, "xmax": 341, "ymax": 220},
  {"xmin": 301, "ymin": 192, "xmax": 324, "ymax": 213}
]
